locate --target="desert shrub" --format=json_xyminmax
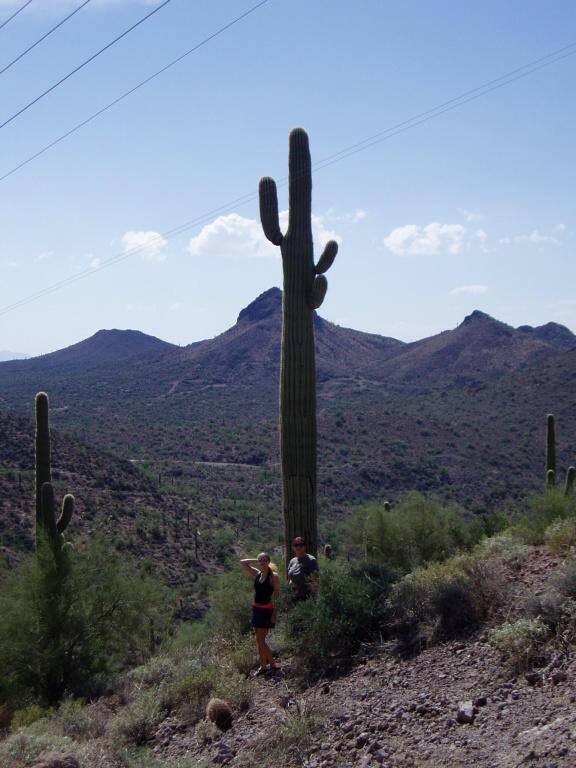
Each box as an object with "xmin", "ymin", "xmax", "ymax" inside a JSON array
[
  {"xmin": 282, "ymin": 560, "xmax": 397, "ymax": 674},
  {"xmin": 245, "ymin": 698, "xmax": 323, "ymax": 768},
  {"xmin": 490, "ymin": 617, "xmax": 549, "ymax": 673},
  {"xmin": 204, "ymin": 562, "xmax": 259, "ymax": 636},
  {"xmin": 553, "ymin": 558, "xmax": 576, "ymax": 600},
  {"xmin": 430, "ymin": 578, "xmax": 479, "ymax": 638},
  {"xmin": 111, "ymin": 687, "xmax": 166, "ymax": 746},
  {"xmin": 0, "ymin": 721, "xmax": 82, "ymax": 768},
  {"xmin": 11, "ymin": 705, "xmax": 46, "ymax": 730},
  {"xmin": 545, "ymin": 518, "xmax": 576, "ymax": 554},
  {"xmin": 389, "ymin": 552, "xmax": 503, "ymax": 643},
  {"xmin": 525, "ymin": 588, "xmax": 574, "ymax": 638},
  {"xmin": 114, "ymin": 643, "xmax": 252, "ymax": 746},
  {"xmin": 49, "ymin": 696, "xmax": 106, "ymax": 740},
  {"xmin": 474, "ymin": 533, "xmax": 530, "ymax": 564},
  {"xmin": 514, "ymin": 490, "xmax": 576, "ymax": 545},
  {"xmin": 351, "ymin": 492, "xmax": 484, "ymax": 572},
  {"xmin": 0, "ymin": 541, "xmax": 173, "ymax": 707}
]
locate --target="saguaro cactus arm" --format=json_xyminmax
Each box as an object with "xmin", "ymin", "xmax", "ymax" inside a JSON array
[
  {"xmin": 57, "ymin": 494, "xmax": 75, "ymax": 534},
  {"xmin": 316, "ymin": 240, "xmax": 338, "ymax": 274},
  {"xmin": 309, "ymin": 275, "xmax": 328, "ymax": 310},
  {"xmin": 259, "ymin": 177, "xmax": 284, "ymax": 246}
]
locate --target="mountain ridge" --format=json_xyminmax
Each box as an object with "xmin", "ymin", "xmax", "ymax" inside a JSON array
[{"xmin": 0, "ymin": 287, "xmax": 575, "ymax": 513}]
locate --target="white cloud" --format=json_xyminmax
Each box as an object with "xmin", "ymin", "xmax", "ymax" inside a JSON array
[
  {"xmin": 325, "ymin": 208, "xmax": 367, "ymax": 224},
  {"xmin": 458, "ymin": 208, "xmax": 485, "ymax": 223},
  {"xmin": 188, "ymin": 213, "xmax": 276, "ymax": 259},
  {"xmin": 121, "ymin": 230, "xmax": 167, "ymax": 263},
  {"xmin": 187, "ymin": 212, "xmax": 341, "ymax": 260},
  {"xmin": 90, "ymin": 256, "xmax": 101, "ymax": 269},
  {"xmin": 500, "ymin": 227, "xmax": 563, "ymax": 247},
  {"xmin": 35, "ymin": 251, "xmax": 53, "ymax": 263},
  {"xmin": 449, "ymin": 284, "xmax": 488, "ymax": 296},
  {"xmin": 473, "ymin": 229, "xmax": 490, "ymax": 253},
  {"xmin": 383, "ymin": 222, "xmax": 466, "ymax": 257},
  {"xmin": 517, "ymin": 230, "xmax": 561, "ymax": 245}
]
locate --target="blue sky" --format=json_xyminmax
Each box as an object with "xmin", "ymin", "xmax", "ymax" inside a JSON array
[{"xmin": 0, "ymin": 0, "xmax": 574, "ymax": 356}]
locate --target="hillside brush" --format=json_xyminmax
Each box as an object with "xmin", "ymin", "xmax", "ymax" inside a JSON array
[{"xmin": 259, "ymin": 128, "xmax": 338, "ymax": 562}]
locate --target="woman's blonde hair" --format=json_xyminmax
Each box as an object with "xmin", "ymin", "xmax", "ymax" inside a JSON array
[{"xmin": 258, "ymin": 552, "xmax": 278, "ymax": 575}]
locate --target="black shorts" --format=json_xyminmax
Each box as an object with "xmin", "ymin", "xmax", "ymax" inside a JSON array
[{"xmin": 251, "ymin": 605, "xmax": 274, "ymax": 628}]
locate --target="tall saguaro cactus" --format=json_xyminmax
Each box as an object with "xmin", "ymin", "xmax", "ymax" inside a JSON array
[
  {"xmin": 35, "ymin": 391, "xmax": 75, "ymax": 563},
  {"xmin": 259, "ymin": 128, "xmax": 338, "ymax": 562}
]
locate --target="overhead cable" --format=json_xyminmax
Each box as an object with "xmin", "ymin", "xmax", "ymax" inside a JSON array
[
  {"xmin": 0, "ymin": 0, "xmax": 272, "ymax": 182},
  {"xmin": 0, "ymin": 0, "xmax": 92, "ymax": 77},
  {"xmin": 0, "ymin": 0, "xmax": 172, "ymax": 131},
  {"xmin": 0, "ymin": 38, "xmax": 574, "ymax": 317},
  {"xmin": 0, "ymin": 0, "xmax": 34, "ymax": 31}
]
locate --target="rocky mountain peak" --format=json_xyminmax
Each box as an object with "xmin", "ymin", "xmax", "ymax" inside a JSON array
[
  {"xmin": 236, "ymin": 287, "xmax": 282, "ymax": 324},
  {"xmin": 461, "ymin": 309, "xmax": 496, "ymax": 326},
  {"xmin": 517, "ymin": 322, "xmax": 576, "ymax": 351}
]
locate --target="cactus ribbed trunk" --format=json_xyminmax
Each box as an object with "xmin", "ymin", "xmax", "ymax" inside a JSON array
[
  {"xmin": 35, "ymin": 392, "xmax": 52, "ymax": 546},
  {"xmin": 259, "ymin": 128, "xmax": 338, "ymax": 567},
  {"xmin": 281, "ymin": 129, "xmax": 317, "ymax": 560}
]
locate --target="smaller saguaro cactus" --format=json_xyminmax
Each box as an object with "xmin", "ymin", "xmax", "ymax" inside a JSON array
[
  {"xmin": 543, "ymin": 413, "xmax": 575, "ymax": 495},
  {"xmin": 35, "ymin": 392, "xmax": 75, "ymax": 562},
  {"xmin": 546, "ymin": 414, "xmax": 556, "ymax": 490},
  {"xmin": 565, "ymin": 466, "xmax": 576, "ymax": 497}
]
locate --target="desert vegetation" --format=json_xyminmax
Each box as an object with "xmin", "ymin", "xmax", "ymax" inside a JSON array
[{"xmin": 2, "ymin": 476, "xmax": 576, "ymax": 766}]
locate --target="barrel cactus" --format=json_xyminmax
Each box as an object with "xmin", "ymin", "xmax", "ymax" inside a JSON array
[{"xmin": 259, "ymin": 128, "xmax": 338, "ymax": 561}]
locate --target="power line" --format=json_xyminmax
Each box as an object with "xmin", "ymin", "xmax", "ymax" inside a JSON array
[
  {"xmin": 0, "ymin": 0, "xmax": 92, "ymax": 77},
  {"xmin": 0, "ymin": 0, "xmax": 33, "ymax": 31},
  {"xmin": 0, "ymin": 0, "xmax": 272, "ymax": 182},
  {"xmin": 0, "ymin": 0, "xmax": 172, "ymax": 132},
  {"xmin": 0, "ymin": 39, "xmax": 574, "ymax": 317},
  {"xmin": 313, "ymin": 43, "xmax": 576, "ymax": 173}
]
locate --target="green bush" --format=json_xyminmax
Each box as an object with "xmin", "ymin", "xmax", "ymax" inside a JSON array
[
  {"xmin": 282, "ymin": 560, "xmax": 397, "ymax": 674},
  {"xmin": 545, "ymin": 518, "xmax": 576, "ymax": 554},
  {"xmin": 350, "ymin": 492, "xmax": 485, "ymax": 573},
  {"xmin": 490, "ymin": 617, "xmax": 549, "ymax": 673},
  {"xmin": 204, "ymin": 562, "xmax": 260, "ymax": 636},
  {"xmin": 0, "ymin": 541, "xmax": 173, "ymax": 706},
  {"xmin": 49, "ymin": 696, "xmax": 106, "ymax": 740},
  {"xmin": 113, "ymin": 645, "xmax": 252, "ymax": 746},
  {"xmin": 389, "ymin": 552, "xmax": 503, "ymax": 644},
  {"xmin": 11, "ymin": 705, "xmax": 46, "ymax": 730},
  {"xmin": 514, "ymin": 490, "xmax": 576, "ymax": 545}
]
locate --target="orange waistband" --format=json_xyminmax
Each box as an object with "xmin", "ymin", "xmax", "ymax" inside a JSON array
[{"xmin": 252, "ymin": 602, "xmax": 274, "ymax": 609}]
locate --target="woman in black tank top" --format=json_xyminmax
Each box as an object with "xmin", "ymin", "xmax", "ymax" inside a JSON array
[{"xmin": 240, "ymin": 552, "xmax": 280, "ymax": 674}]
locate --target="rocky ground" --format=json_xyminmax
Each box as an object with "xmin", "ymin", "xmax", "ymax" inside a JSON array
[
  {"xmin": 16, "ymin": 549, "xmax": 576, "ymax": 768},
  {"xmin": 144, "ymin": 638, "xmax": 575, "ymax": 768}
]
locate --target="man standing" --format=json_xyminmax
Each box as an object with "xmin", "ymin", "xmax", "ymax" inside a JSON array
[{"xmin": 287, "ymin": 536, "xmax": 319, "ymax": 601}]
